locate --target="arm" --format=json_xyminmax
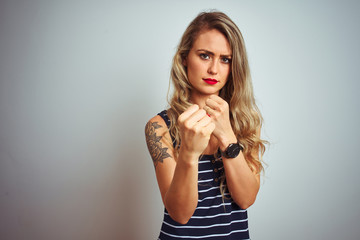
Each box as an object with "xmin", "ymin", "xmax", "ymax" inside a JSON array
[
  {"xmin": 218, "ymin": 132, "xmax": 260, "ymax": 209},
  {"xmin": 204, "ymin": 95, "xmax": 260, "ymax": 209},
  {"xmin": 145, "ymin": 105, "xmax": 214, "ymax": 224}
]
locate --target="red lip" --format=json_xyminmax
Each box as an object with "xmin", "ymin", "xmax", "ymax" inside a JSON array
[{"xmin": 203, "ymin": 78, "xmax": 219, "ymax": 85}]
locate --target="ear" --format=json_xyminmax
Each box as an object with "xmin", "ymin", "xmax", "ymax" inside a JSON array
[{"xmin": 183, "ymin": 57, "xmax": 187, "ymax": 67}]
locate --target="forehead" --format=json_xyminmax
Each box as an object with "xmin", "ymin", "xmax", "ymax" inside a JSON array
[{"xmin": 192, "ymin": 29, "xmax": 231, "ymax": 55}]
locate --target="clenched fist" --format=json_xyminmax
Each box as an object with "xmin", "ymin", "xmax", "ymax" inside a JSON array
[
  {"xmin": 178, "ymin": 104, "xmax": 215, "ymax": 158},
  {"xmin": 203, "ymin": 95, "xmax": 237, "ymax": 151}
]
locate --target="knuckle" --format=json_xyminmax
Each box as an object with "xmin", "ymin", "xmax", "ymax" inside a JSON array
[
  {"xmin": 193, "ymin": 126, "xmax": 200, "ymax": 133},
  {"xmin": 202, "ymin": 128, "xmax": 209, "ymax": 135},
  {"xmin": 190, "ymin": 128, "xmax": 197, "ymax": 135},
  {"xmin": 198, "ymin": 109, "xmax": 206, "ymax": 115},
  {"xmin": 184, "ymin": 121, "xmax": 191, "ymax": 130},
  {"xmin": 192, "ymin": 104, "xmax": 199, "ymax": 110},
  {"xmin": 177, "ymin": 115, "xmax": 184, "ymax": 124},
  {"xmin": 203, "ymin": 117, "xmax": 210, "ymax": 125}
]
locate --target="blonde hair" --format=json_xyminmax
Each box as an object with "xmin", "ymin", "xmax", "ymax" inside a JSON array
[{"xmin": 167, "ymin": 11, "xmax": 267, "ymax": 196}]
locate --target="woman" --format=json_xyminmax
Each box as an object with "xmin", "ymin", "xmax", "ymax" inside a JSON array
[{"xmin": 145, "ymin": 11, "xmax": 266, "ymax": 239}]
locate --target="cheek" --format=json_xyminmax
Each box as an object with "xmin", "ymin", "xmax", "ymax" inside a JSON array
[
  {"xmin": 187, "ymin": 60, "xmax": 203, "ymax": 77},
  {"xmin": 221, "ymin": 67, "xmax": 231, "ymax": 87},
  {"xmin": 225, "ymin": 64, "xmax": 231, "ymax": 74},
  {"xmin": 221, "ymin": 65, "xmax": 231, "ymax": 80}
]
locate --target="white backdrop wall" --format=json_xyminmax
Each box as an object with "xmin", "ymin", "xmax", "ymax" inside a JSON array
[{"xmin": 1, "ymin": 0, "xmax": 359, "ymax": 239}]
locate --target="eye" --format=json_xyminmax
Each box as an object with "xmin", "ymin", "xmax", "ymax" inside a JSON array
[
  {"xmin": 221, "ymin": 57, "xmax": 231, "ymax": 64},
  {"xmin": 199, "ymin": 53, "xmax": 210, "ymax": 60}
]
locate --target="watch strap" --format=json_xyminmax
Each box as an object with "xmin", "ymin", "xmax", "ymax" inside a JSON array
[{"xmin": 218, "ymin": 142, "xmax": 243, "ymax": 158}]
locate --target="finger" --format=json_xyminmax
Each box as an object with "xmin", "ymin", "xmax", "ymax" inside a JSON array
[
  {"xmin": 204, "ymin": 122, "xmax": 215, "ymax": 135},
  {"xmin": 188, "ymin": 109, "xmax": 207, "ymax": 124},
  {"xmin": 205, "ymin": 98, "xmax": 221, "ymax": 111},
  {"xmin": 208, "ymin": 95, "xmax": 229, "ymax": 113},
  {"xmin": 209, "ymin": 94, "xmax": 225, "ymax": 104},
  {"xmin": 196, "ymin": 114, "xmax": 212, "ymax": 127},
  {"xmin": 178, "ymin": 104, "xmax": 199, "ymax": 122},
  {"xmin": 203, "ymin": 105, "xmax": 214, "ymax": 116}
]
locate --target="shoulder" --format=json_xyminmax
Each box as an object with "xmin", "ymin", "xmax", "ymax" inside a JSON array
[
  {"xmin": 145, "ymin": 114, "xmax": 168, "ymax": 136},
  {"xmin": 145, "ymin": 114, "xmax": 174, "ymax": 168},
  {"xmin": 144, "ymin": 112, "xmax": 174, "ymax": 149}
]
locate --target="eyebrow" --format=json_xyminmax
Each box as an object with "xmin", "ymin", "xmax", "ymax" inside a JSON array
[{"xmin": 196, "ymin": 49, "xmax": 232, "ymax": 58}]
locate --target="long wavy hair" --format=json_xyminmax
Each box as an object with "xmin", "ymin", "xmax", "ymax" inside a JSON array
[{"xmin": 167, "ymin": 11, "xmax": 267, "ymax": 196}]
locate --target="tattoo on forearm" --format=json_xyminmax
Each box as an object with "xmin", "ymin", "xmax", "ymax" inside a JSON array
[{"xmin": 145, "ymin": 121, "xmax": 171, "ymax": 168}]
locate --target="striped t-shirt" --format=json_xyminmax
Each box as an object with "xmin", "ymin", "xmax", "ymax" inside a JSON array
[{"xmin": 157, "ymin": 110, "xmax": 250, "ymax": 240}]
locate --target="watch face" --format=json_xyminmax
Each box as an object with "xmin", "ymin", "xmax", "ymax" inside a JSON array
[{"xmin": 227, "ymin": 143, "xmax": 241, "ymax": 158}]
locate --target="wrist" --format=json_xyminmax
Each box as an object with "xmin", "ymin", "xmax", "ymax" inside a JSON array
[
  {"xmin": 218, "ymin": 134, "xmax": 238, "ymax": 152},
  {"xmin": 178, "ymin": 148, "xmax": 200, "ymax": 165}
]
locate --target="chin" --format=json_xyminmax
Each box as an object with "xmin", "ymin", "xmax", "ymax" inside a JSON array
[
  {"xmin": 191, "ymin": 85, "xmax": 222, "ymax": 96},
  {"xmin": 201, "ymin": 90, "xmax": 220, "ymax": 96}
]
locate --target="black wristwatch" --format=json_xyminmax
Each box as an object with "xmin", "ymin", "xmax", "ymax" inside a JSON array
[{"xmin": 218, "ymin": 142, "xmax": 243, "ymax": 158}]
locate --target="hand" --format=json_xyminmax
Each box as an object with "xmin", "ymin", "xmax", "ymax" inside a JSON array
[
  {"xmin": 178, "ymin": 104, "xmax": 215, "ymax": 158},
  {"xmin": 203, "ymin": 95, "xmax": 237, "ymax": 150}
]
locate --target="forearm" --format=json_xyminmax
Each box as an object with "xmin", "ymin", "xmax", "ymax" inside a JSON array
[
  {"xmin": 223, "ymin": 152, "xmax": 260, "ymax": 209},
  {"xmin": 218, "ymin": 133, "xmax": 260, "ymax": 209},
  {"xmin": 203, "ymin": 95, "xmax": 262, "ymax": 209},
  {"xmin": 164, "ymin": 151, "xmax": 199, "ymax": 224}
]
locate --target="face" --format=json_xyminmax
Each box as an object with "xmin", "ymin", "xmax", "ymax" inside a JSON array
[{"xmin": 184, "ymin": 28, "xmax": 232, "ymax": 98}]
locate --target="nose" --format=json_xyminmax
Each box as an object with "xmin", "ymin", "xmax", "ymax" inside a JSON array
[{"xmin": 207, "ymin": 60, "xmax": 218, "ymax": 75}]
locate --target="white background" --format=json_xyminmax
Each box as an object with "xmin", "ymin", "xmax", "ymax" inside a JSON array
[{"xmin": 1, "ymin": 0, "xmax": 359, "ymax": 239}]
